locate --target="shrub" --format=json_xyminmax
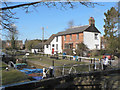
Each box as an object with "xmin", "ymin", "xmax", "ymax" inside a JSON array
[
  {"xmin": 76, "ymin": 43, "xmax": 88, "ymax": 56},
  {"xmin": 90, "ymin": 50, "xmax": 99, "ymax": 56},
  {"xmin": 63, "ymin": 49, "xmax": 73, "ymax": 55}
]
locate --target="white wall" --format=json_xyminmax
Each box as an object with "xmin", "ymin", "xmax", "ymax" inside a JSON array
[
  {"xmin": 83, "ymin": 31, "xmax": 101, "ymax": 50},
  {"xmin": 31, "ymin": 49, "xmax": 40, "ymax": 53},
  {"xmin": 44, "ymin": 45, "xmax": 51, "ymax": 54},
  {"xmin": 44, "ymin": 36, "xmax": 62, "ymax": 55}
]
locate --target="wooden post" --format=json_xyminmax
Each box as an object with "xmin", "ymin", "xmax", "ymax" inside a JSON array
[
  {"xmin": 62, "ymin": 64, "xmax": 65, "ymax": 75},
  {"xmin": 89, "ymin": 64, "xmax": 91, "ymax": 71},
  {"xmin": 52, "ymin": 60, "xmax": 54, "ymax": 66},
  {"xmin": 110, "ymin": 60, "xmax": 111, "ymax": 65},
  {"xmin": 94, "ymin": 58, "xmax": 95, "ymax": 63},
  {"xmin": 91, "ymin": 59, "xmax": 92, "ymax": 63},
  {"xmin": 80, "ymin": 58, "xmax": 81, "ymax": 62}
]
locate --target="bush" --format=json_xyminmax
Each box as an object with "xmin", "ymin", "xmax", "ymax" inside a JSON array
[
  {"xmin": 63, "ymin": 49, "xmax": 73, "ymax": 55},
  {"xmin": 99, "ymin": 50, "xmax": 106, "ymax": 55},
  {"xmin": 90, "ymin": 50, "xmax": 99, "ymax": 56}
]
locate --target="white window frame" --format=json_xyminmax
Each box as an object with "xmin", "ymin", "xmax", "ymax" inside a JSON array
[
  {"xmin": 95, "ymin": 33, "xmax": 98, "ymax": 40},
  {"xmin": 76, "ymin": 34, "xmax": 79, "ymax": 40},
  {"xmin": 95, "ymin": 44, "xmax": 99, "ymax": 49},
  {"xmin": 64, "ymin": 35, "xmax": 66, "ymax": 41},
  {"xmin": 56, "ymin": 36, "xmax": 58, "ymax": 42},
  {"xmin": 56, "ymin": 44, "xmax": 58, "ymax": 50}
]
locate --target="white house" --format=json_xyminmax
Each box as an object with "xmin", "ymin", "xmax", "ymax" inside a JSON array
[
  {"xmin": 44, "ymin": 34, "xmax": 62, "ymax": 55},
  {"xmin": 44, "ymin": 17, "xmax": 101, "ymax": 55}
]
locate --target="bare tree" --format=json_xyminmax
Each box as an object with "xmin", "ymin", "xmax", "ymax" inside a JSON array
[
  {"xmin": 0, "ymin": 2, "xmax": 18, "ymax": 32},
  {"xmin": 1, "ymin": 1, "xmax": 101, "ymax": 10},
  {"xmin": 68, "ymin": 20, "xmax": 74, "ymax": 28},
  {"xmin": 7, "ymin": 24, "xmax": 18, "ymax": 50}
]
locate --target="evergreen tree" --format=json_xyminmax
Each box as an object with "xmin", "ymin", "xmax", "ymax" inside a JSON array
[{"xmin": 103, "ymin": 7, "xmax": 118, "ymax": 54}]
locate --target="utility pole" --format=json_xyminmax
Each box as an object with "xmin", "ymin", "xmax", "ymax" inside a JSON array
[
  {"xmin": 41, "ymin": 26, "xmax": 48, "ymax": 53},
  {"xmin": 41, "ymin": 27, "xmax": 44, "ymax": 53}
]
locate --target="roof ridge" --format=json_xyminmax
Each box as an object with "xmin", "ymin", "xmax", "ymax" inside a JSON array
[
  {"xmin": 70, "ymin": 25, "xmax": 89, "ymax": 29},
  {"xmin": 45, "ymin": 34, "xmax": 56, "ymax": 44}
]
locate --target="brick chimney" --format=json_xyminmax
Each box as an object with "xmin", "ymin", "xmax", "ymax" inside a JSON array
[{"xmin": 89, "ymin": 17, "xmax": 95, "ymax": 26}]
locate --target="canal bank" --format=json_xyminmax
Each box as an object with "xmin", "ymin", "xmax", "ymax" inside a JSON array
[{"xmin": 26, "ymin": 60, "xmax": 49, "ymax": 68}]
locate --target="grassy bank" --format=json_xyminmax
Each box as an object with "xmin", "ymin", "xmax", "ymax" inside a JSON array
[
  {"xmin": 0, "ymin": 62, "xmax": 7, "ymax": 68},
  {"xmin": 2, "ymin": 69, "xmax": 30, "ymax": 85}
]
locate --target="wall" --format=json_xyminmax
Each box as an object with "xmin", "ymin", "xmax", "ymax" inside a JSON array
[
  {"xmin": 44, "ymin": 45, "xmax": 51, "ymax": 54},
  {"xmin": 83, "ymin": 31, "xmax": 101, "ymax": 50},
  {"xmin": 62, "ymin": 33, "xmax": 83, "ymax": 50}
]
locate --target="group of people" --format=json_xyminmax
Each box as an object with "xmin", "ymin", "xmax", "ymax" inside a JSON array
[
  {"xmin": 94, "ymin": 56, "xmax": 110, "ymax": 70},
  {"xmin": 42, "ymin": 66, "xmax": 54, "ymax": 79}
]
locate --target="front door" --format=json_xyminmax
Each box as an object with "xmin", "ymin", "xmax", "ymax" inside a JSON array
[{"xmin": 52, "ymin": 48, "xmax": 54, "ymax": 54}]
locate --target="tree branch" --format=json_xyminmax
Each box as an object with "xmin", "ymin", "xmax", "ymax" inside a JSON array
[
  {"xmin": 1, "ymin": 1, "xmax": 42, "ymax": 10},
  {"xmin": 1, "ymin": 1, "xmax": 102, "ymax": 11}
]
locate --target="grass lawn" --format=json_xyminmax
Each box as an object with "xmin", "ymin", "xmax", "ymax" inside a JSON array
[
  {"xmin": 0, "ymin": 62, "xmax": 8, "ymax": 71},
  {"xmin": 15, "ymin": 54, "xmax": 91, "ymax": 76},
  {"xmin": 26, "ymin": 55, "xmax": 87, "ymax": 67},
  {"xmin": 1, "ymin": 69, "xmax": 30, "ymax": 85},
  {"xmin": 0, "ymin": 62, "xmax": 7, "ymax": 68}
]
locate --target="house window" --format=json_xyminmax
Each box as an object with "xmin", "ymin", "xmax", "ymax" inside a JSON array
[
  {"xmin": 70, "ymin": 34, "xmax": 72, "ymax": 40},
  {"xmin": 64, "ymin": 44, "xmax": 69, "ymax": 49},
  {"xmin": 95, "ymin": 34, "xmax": 98, "ymax": 40},
  {"xmin": 77, "ymin": 34, "xmax": 79, "ymax": 40},
  {"xmin": 64, "ymin": 43, "xmax": 73, "ymax": 49},
  {"xmin": 52, "ymin": 44, "xmax": 54, "ymax": 47},
  {"xmin": 46, "ymin": 45, "xmax": 48, "ymax": 48},
  {"xmin": 95, "ymin": 44, "xmax": 99, "ymax": 49},
  {"xmin": 64, "ymin": 35, "xmax": 66, "ymax": 41},
  {"xmin": 56, "ymin": 36, "xmax": 58, "ymax": 42},
  {"xmin": 69, "ymin": 44, "xmax": 73, "ymax": 49},
  {"xmin": 56, "ymin": 44, "xmax": 58, "ymax": 50}
]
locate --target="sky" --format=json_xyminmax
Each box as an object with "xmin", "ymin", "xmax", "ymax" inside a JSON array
[{"xmin": 2, "ymin": 2, "xmax": 118, "ymax": 43}]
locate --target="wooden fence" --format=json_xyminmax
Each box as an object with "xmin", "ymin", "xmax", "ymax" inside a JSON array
[{"xmin": 2, "ymin": 68, "xmax": 120, "ymax": 90}]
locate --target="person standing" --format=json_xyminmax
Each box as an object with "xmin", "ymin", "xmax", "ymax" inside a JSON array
[
  {"xmin": 42, "ymin": 68, "xmax": 47, "ymax": 79},
  {"xmin": 103, "ymin": 57, "xmax": 109, "ymax": 70},
  {"xmin": 34, "ymin": 50, "xmax": 37, "ymax": 55},
  {"xmin": 49, "ymin": 66, "xmax": 54, "ymax": 77}
]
